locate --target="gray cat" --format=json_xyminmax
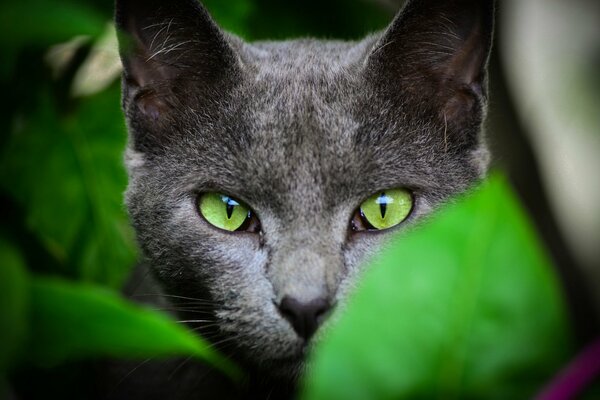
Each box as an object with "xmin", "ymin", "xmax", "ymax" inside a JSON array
[{"xmin": 108, "ymin": 0, "xmax": 494, "ymax": 398}]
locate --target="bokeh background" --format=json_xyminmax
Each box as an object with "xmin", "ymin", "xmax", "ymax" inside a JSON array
[{"xmin": 0, "ymin": 0, "xmax": 598, "ymax": 396}]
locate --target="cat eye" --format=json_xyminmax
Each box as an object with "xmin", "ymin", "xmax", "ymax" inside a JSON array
[
  {"xmin": 351, "ymin": 189, "xmax": 413, "ymax": 232},
  {"xmin": 198, "ymin": 193, "xmax": 260, "ymax": 233}
]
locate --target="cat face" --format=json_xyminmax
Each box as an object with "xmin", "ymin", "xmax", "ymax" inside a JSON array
[{"xmin": 117, "ymin": 0, "xmax": 494, "ymax": 379}]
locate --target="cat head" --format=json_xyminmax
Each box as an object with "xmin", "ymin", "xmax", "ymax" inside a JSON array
[{"xmin": 116, "ymin": 0, "xmax": 494, "ymax": 379}]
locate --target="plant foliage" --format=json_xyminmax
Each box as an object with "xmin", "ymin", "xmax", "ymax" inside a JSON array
[{"xmin": 303, "ymin": 176, "xmax": 572, "ymax": 399}]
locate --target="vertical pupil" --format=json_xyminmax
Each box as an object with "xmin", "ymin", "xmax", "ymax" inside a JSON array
[
  {"xmin": 226, "ymin": 203, "xmax": 235, "ymax": 219},
  {"xmin": 221, "ymin": 196, "xmax": 237, "ymax": 220},
  {"xmin": 378, "ymin": 193, "xmax": 387, "ymax": 219}
]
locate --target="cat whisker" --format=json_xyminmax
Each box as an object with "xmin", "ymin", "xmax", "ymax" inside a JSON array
[
  {"xmin": 176, "ymin": 319, "xmax": 213, "ymax": 324},
  {"xmin": 189, "ymin": 323, "xmax": 220, "ymax": 331},
  {"xmin": 190, "ymin": 327, "xmax": 225, "ymax": 337},
  {"xmin": 111, "ymin": 358, "xmax": 153, "ymax": 393},
  {"xmin": 168, "ymin": 355, "xmax": 193, "ymax": 381},
  {"xmin": 152, "ymin": 307, "xmax": 214, "ymax": 314},
  {"xmin": 208, "ymin": 336, "xmax": 240, "ymax": 352},
  {"xmin": 168, "ymin": 302, "xmax": 215, "ymax": 307},
  {"xmin": 135, "ymin": 293, "xmax": 216, "ymax": 304}
]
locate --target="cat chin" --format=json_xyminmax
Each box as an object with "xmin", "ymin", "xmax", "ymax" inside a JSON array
[
  {"xmin": 243, "ymin": 343, "xmax": 305, "ymax": 373},
  {"xmin": 228, "ymin": 337, "xmax": 312, "ymax": 382},
  {"xmin": 257, "ymin": 355, "xmax": 307, "ymax": 382}
]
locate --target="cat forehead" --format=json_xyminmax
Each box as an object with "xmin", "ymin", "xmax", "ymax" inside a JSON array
[
  {"xmin": 186, "ymin": 39, "xmax": 381, "ymax": 160},
  {"xmin": 199, "ymin": 43, "xmax": 382, "ymax": 170},
  {"xmin": 160, "ymin": 83, "xmax": 450, "ymax": 215},
  {"xmin": 148, "ymin": 40, "xmax": 454, "ymax": 203},
  {"xmin": 241, "ymin": 38, "xmax": 375, "ymax": 76},
  {"xmin": 233, "ymin": 39, "xmax": 375, "ymax": 113}
]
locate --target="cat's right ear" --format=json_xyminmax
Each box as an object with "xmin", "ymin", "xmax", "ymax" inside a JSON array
[
  {"xmin": 115, "ymin": 0, "xmax": 239, "ymax": 119},
  {"xmin": 365, "ymin": 0, "xmax": 495, "ymax": 130}
]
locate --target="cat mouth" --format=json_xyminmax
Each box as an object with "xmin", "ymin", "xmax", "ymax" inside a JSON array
[
  {"xmin": 260, "ymin": 352, "xmax": 308, "ymax": 381},
  {"xmin": 233, "ymin": 332, "xmax": 319, "ymax": 380},
  {"xmin": 268, "ymin": 333, "xmax": 323, "ymax": 370}
]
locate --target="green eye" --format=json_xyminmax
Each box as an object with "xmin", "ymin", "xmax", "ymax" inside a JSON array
[
  {"xmin": 353, "ymin": 189, "xmax": 413, "ymax": 231},
  {"xmin": 198, "ymin": 193, "xmax": 258, "ymax": 232}
]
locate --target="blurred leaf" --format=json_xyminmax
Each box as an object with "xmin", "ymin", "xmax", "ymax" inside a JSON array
[
  {"xmin": 45, "ymin": 36, "xmax": 91, "ymax": 81},
  {"xmin": 71, "ymin": 23, "xmax": 122, "ymax": 98},
  {"xmin": 303, "ymin": 175, "xmax": 572, "ymax": 400},
  {"xmin": 0, "ymin": 0, "xmax": 104, "ymax": 49},
  {"xmin": 0, "ymin": 0, "xmax": 105, "ymax": 81},
  {"xmin": 244, "ymin": 0, "xmax": 390, "ymax": 40},
  {"xmin": 202, "ymin": 0, "xmax": 254, "ymax": 39},
  {"xmin": 203, "ymin": 0, "xmax": 391, "ymax": 41},
  {"xmin": 0, "ymin": 239, "xmax": 29, "ymax": 374},
  {"xmin": 25, "ymin": 278, "xmax": 242, "ymax": 381},
  {"xmin": 0, "ymin": 86, "xmax": 136, "ymax": 287}
]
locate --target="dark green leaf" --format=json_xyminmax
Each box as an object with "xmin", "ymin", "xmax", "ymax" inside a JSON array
[
  {"xmin": 0, "ymin": 239, "xmax": 29, "ymax": 374},
  {"xmin": 25, "ymin": 278, "xmax": 241, "ymax": 381},
  {"xmin": 303, "ymin": 175, "xmax": 572, "ymax": 400},
  {"xmin": 0, "ymin": 86, "xmax": 137, "ymax": 287},
  {"xmin": 0, "ymin": 0, "xmax": 105, "ymax": 49},
  {"xmin": 203, "ymin": 0, "xmax": 391, "ymax": 41},
  {"xmin": 202, "ymin": 0, "xmax": 254, "ymax": 39}
]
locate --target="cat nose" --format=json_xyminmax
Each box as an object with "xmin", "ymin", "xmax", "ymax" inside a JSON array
[{"xmin": 278, "ymin": 296, "xmax": 331, "ymax": 341}]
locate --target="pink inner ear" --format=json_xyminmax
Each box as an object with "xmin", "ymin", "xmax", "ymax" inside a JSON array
[
  {"xmin": 442, "ymin": 15, "xmax": 487, "ymax": 89},
  {"xmin": 443, "ymin": 88, "xmax": 477, "ymax": 124},
  {"xmin": 435, "ymin": 14, "xmax": 487, "ymax": 124},
  {"xmin": 137, "ymin": 92, "xmax": 169, "ymax": 120}
]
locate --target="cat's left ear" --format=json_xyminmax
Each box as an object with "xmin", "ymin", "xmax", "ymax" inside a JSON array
[
  {"xmin": 115, "ymin": 0, "xmax": 239, "ymax": 118},
  {"xmin": 366, "ymin": 0, "xmax": 495, "ymax": 123}
]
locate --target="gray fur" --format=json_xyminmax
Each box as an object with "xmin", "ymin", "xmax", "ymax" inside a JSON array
[{"xmin": 114, "ymin": 0, "xmax": 494, "ymax": 397}]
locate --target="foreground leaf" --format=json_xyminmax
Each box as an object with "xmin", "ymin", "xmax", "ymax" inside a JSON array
[
  {"xmin": 0, "ymin": 239, "xmax": 29, "ymax": 375},
  {"xmin": 25, "ymin": 278, "xmax": 241, "ymax": 382},
  {"xmin": 304, "ymin": 175, "xmax": 572, "ymax": 400}
]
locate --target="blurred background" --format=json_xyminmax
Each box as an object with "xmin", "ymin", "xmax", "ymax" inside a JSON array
[{"xmin": 0, "ymin": 0, "xmax": 598, "ymax": 368}]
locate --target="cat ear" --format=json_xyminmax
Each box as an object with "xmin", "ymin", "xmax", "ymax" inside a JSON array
[
  {"xmin": 366, "ymin": 0, "xmax": 495, "ymax": 123},
  {"xmin": 115, "ymin": 0, "xmax": 239, "ymax": 118}
]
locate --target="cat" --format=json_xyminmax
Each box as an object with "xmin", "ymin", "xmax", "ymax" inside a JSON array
[{"xmin": 107, "ymin": 0, "xmax": 495, "ymax": 398}]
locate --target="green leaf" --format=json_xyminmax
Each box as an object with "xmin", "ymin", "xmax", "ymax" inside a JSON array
[
  {"xmin": 303, "ymin": 175, "xmax": 572, "ymax": 400},
  {"xmin": 0, "ymin": 86, "xmax": 137, "ymax": 287},
  {"xmin": 203, "ymin": 0, "xmax": 390, "ymax": 41},
  {"xmin": 0, "ymin": 0, "xmax": 105, "ymax": 49},
  {"xmin": 25, "ymin": 278, "xmax": 242, "ymax": 382},
  {"xmin": 0, "ymin": 239, "xmax": 29, "ymax": 375},
  {"xmin": 202, "ymin": 0, "xmax": 254, "ymax": 39}
]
